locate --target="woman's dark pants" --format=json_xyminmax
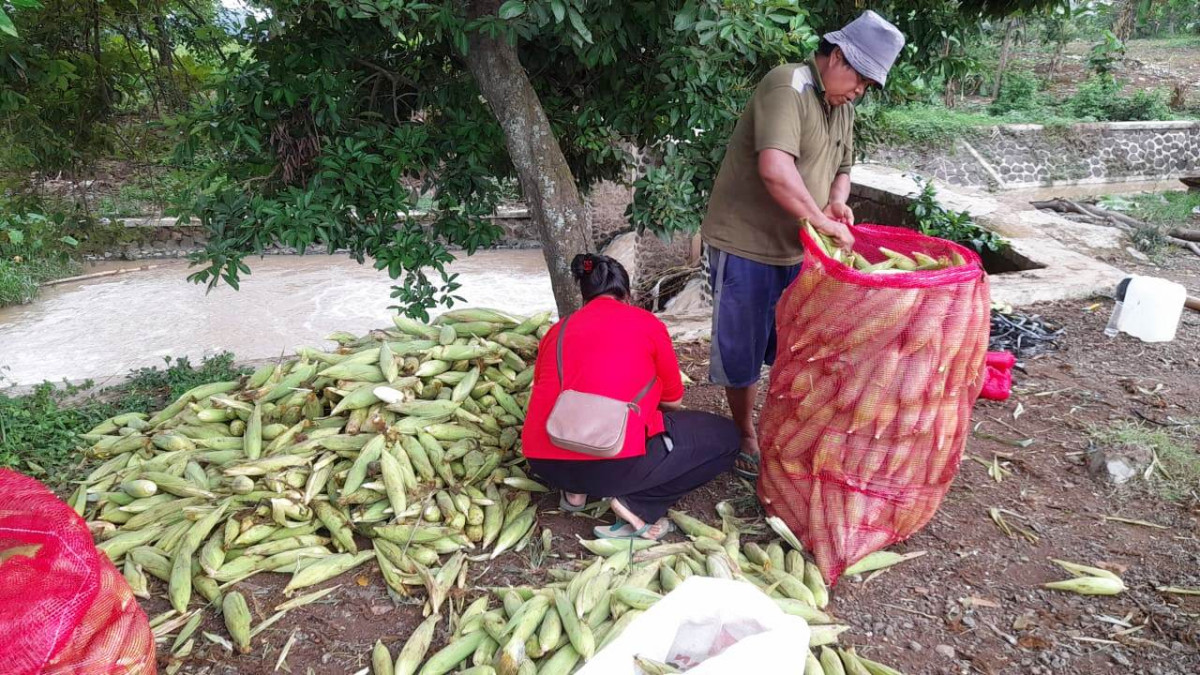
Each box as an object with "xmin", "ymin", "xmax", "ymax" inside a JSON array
[{"xmin": 527, "ymin": 411, "xmax": 741, "ymax": 523}]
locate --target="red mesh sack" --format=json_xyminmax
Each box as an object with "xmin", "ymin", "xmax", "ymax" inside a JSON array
[
  {"xmin": 0, "ymin": 469, "xmax": 155, "ymax": 675},
  {"xmin": 758, "ymin": 224, "xmax": 991, "ymax": 584}
]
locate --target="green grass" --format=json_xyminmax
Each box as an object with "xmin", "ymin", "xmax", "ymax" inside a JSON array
[
  {"xmin": 1089, "ymin": 421, "xmax": 1199, "ymax": 502},
  {"xmin": 0, "ymin": 381, "xmax": 116, "ymax": 487},
  {"xmin": 114, "ymin": 352, "xmax": 249, "ymax": 412},
  {"xmin": 0, "ymin": 352, "xmax": 247, "ymax": 490},
  {"xmin": 857, "ymin": 102, "xmax": 1080, "ymax": 150},
  {"xmin": 1124, "ymin": 191, "xmax": 1200, "ymax": 228},
  {"xmin": 1134, "ymin": 35, "xmax": 1200, "ymax": 50},
  {"xmin": 0, "ymin": 255, "xmax": 79, "ymax": 306}
]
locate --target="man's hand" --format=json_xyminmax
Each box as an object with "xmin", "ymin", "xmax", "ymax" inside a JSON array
[
  {"xmin": 823, "ymin": 201, "xmax": 854, "ymax": 227},
  {"xmin": 813, "ymin": 216, "xmax": 855, "ymax": 252}
]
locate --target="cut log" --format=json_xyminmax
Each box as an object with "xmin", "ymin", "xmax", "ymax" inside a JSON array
[
  {"xmin": 1030, "ymin": 199, "xmax": 1133, "ymax": 229},
  {"xmin": 1168, "ymin": 229, "xmax": 1200, "ymax": 243},
  {"xmin": 1032, "ymin": 199, "xmax": 1200, "ymax": 257},
  {"xmin": 1167, "ymin": 236, "xmax": 1200, "ymax": 257}
]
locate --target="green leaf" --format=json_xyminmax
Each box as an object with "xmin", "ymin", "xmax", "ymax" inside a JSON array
[
  {"xmin": 673, "ymin": 4, "xmax": 696, "ymax": 31},
  {"xmin": 498, "ymin": 0, "xmax": 526, "ymax": 20},
  {"xmin": 59, "ymin": 235, "xmax": 78, "ymax": 247},
  {"xmin": 550, "ymin": 0, "xmax": 565, "ymax": 23},
  {"xmin": 7, "ymin": 229, "xmax": 24, "ymax": 244},
  {"xmin": 0, "ymin": 9, "xmax": 18, "ymax": 38},
  {"xmin": 567, "ymin": 7, "xmax": 592, "ymax": 44}
]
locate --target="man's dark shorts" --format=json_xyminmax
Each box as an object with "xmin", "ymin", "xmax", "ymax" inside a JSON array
[{"xmin": 707, "ymin": 246, "xmax": 801, "ymax": 388}]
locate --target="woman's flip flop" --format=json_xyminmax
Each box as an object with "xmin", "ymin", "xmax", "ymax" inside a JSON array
[
  {"xmin": 559, "ymin": 492, "xmax": 588, "ymax": 513},
  {"xmin": 593, "ymin": 518, "xmax": 675, "ymax": 541}
]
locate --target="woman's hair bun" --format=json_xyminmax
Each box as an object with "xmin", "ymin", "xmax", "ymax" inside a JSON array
[{"xmin": 570, "ymin": 253, "xmax": 597, "ymax": 281}]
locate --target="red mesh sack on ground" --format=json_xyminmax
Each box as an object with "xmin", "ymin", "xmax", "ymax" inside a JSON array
[
  {"xmin": 980, "ymin": 351, "xmax": 1017, "ymax": 401},
  {"xmin": 758, "ymin": 224, "xmax": 991, "ymax": 584},
  {"xmin": 0, "ymin": 469, "xmax": 155, "ymax": 675}
]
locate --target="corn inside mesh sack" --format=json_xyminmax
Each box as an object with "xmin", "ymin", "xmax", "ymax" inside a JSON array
[
  {"xmin": 757, "ymin": 224, "xmax": 991, "ymax": 584},
  {"xmin": 0, "ymin": 469, "xmax": 155, "ymax": 675}
]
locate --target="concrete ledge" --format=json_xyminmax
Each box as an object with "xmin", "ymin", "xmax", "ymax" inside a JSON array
[
  {"xmin": 997, "ymin": 120, "xmax": 1200, "ymax": 133},
  {"xmin": 850, "ymin": 165, "xmax": 1127, "ymax": 307}
]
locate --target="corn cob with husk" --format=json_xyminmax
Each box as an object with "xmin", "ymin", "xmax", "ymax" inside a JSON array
[
  {"xmin": 804, "ymin": 221, "xmax": 969, "ymax": 274},
  {"xmin": 382, "ymin": 503, "xmax": 902, "ymax": 675},
  {"xmin": 76, "ymin": 309, "xmax": 550, "ymax": 652},
  {"xmin": 759, "ymin": 223, "xmax": 990, "ymax": 584},
  {"xmin": 1041, "ymin": 558, "xmax": 1126, "ymax": 595}
]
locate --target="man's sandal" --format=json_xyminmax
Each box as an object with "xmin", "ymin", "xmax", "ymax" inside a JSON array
[{"xmin": 734, "ymin": 452, "xmax": 760, "ymax": 479}]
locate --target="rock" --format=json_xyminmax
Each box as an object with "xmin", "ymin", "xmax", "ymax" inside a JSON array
[
  {"xmin": 935, "ymin": 645, "xmax": 956, "ymax": 659},
  {"xmin": 601, "ymin": 231, "xmax": 637, "ymax": 280},
  {"xmin": 663, "ymin": 276, "xmax": 708, "ymax": 314},
  {"xmin": 909, "ymin": 641, "xmax": 924, "ymax": 652},
  {"xmin": 1125, "ymin": 246, "xmax": 1150, "ymax": 262},
  {"xmin": 1087, "ymin": 442, "xmax": 1152, "ymax": 485}
]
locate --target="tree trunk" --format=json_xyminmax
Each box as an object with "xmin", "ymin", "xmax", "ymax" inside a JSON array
[
  {"xmin": 1049, "ymin": 39, "xmax": 1065, "ymax": 79},
  {"xmin": 992, "ymin": 18, "xmax": 1016, "ymax": 101},
  {"xmin": 92, "ymin": 0, "xmax": 110, "ymax": 112},
  {"xmin": 941, "ymin": 37, "xmax": 956, "ymax": 108},
  {"xmin": 465, "ymin": 0, "xmax": 592, "ymax": 317},
  {"xmin": 1112, "ymin": 0, "xmax": 1137, "ymax": 41}
]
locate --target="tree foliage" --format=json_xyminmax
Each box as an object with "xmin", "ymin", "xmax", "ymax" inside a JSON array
[
  {"xmin": 0, "ymin": 0, "xmax": 227, "ymax": 176},
  {"xmin": 176, "ymin": 0, "xmax": 818, "ymax": 316}
]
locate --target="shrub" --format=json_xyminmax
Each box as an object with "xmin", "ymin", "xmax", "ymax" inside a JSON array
[
  {"xmin": 1065, "ymin": 76, "xmax": 1173, "ymax": 122},
  {"xmin": 908, "ymin": 177, "xmax": 1007, "ymax": 253},
  {"xmin": 989, "ymin": 71, "xmax": 1044, "ymax": 115}
]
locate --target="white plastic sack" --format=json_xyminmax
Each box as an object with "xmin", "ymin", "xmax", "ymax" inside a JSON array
[{"xmin": 577, "ymin": 576, "xmax": 810, "ymax": 674}]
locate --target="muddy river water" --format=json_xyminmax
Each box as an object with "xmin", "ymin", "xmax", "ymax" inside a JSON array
[{"xmin": 0, "ymin": 251, "xmax": 555, "ymax": 386}]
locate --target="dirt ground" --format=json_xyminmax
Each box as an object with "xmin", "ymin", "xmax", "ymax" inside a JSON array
[
  {"xmin": 153, "ymin": 246, "xmax": 1200, "ymax": 675},
  {"xmin": 1012, "ymin": 37, "xmax": 1200, "ymax": 109}
]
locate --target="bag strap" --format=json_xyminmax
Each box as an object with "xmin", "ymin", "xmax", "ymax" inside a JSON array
[
  {"xmin": 627, "ymin": 376, "xmax": 656, "ymax": 416},
  {"xmin": 556, "ymin": 313, "xmax": 656, "ymax": 411},
  {"xmin": 555, "ymin": 315, "xmax": 570, "ymax": 387}
]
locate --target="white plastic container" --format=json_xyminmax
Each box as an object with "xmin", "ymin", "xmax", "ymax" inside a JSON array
[{"xmin": 1108, "ymin": 275, "xmax": 1186, "ymax": 343}]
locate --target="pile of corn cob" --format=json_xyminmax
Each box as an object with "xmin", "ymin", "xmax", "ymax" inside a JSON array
[
  {"xmin": 804, "ymin": 222, "xmax": 968, "ymax": 273},
  {"xmin": 71, "ymin": 308, "xmax": 555, "ymax": 666},
  {"xmin": 761, "ymin": 225, "xmax": 991, "ymax": 583},
  {"xmin": 367, "ymin": 507, "xmax": 905, "ymax": 675}
]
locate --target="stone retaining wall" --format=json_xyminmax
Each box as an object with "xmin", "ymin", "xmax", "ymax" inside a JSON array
[
  {"xmin": 84, "ymin": 181, "xmax": 698, "ymax": 298},
  {"xmin": 870, "ymin": 120, "xmax": 1200, "ymax": 189}
]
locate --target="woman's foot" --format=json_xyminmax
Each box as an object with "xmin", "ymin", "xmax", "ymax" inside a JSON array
[
  {"xmin": 608, "ymin": 499, "xmax": 672, "ymax": 539},
  {"xmin": 559, "ymin": 491, "xmax": 588, "ymax": 513}
]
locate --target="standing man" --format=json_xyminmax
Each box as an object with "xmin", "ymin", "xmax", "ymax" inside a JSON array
[{"xmin": 701, "ymin": 11, "xmax": 906, "ymax": 477}]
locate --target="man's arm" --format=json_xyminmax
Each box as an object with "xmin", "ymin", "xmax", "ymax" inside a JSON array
[
  {"xmin": 758, "ymin": 149, "xmax": 853, "ymax": 250},
  {"xmin": 824, "ymin": 172, "xmax": 854, "ymax": 226}
]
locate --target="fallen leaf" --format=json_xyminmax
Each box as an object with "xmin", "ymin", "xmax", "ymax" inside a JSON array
[
  {"xmin": 356, "ymin": 574, "xmax": 370, "ymax": 587},
  {"xmin": 960, "ymin": 597, "xmax": 1002, "ymax": 609},
  {"xmin": 1158, "ymin": 586, "xmax": 1200, "ymax": 596},
  {"xmin": 1097, "ymin": 561, "xmax": 1129, "ymax": 575},
  {"xmin": 1018, "ymin": 634, "xmax": 1053, "ymax": 650},
  {"xmin": 1013, "ymin": 613, "xmax": 1038, "ymax": 631}
]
